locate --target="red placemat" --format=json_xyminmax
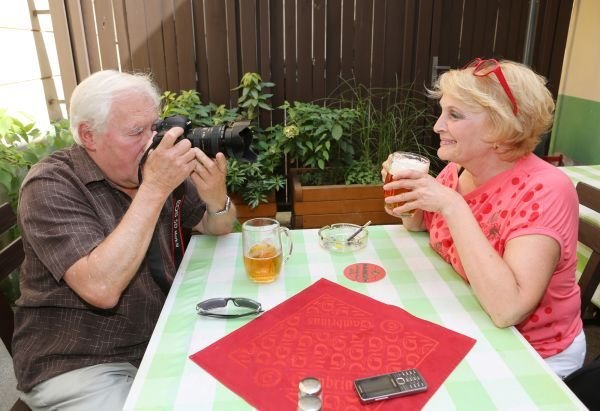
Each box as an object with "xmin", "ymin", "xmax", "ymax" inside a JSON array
[{"xmin": 190, "ymin": 279, "xmax": 475, "ymax": 410}]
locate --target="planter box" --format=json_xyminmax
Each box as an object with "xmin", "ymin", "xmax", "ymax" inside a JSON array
[
  {"xmin": 290, "ymin": 169, "xmax": 399, "ymax": 229},
  {"xmin": 231, "ymin": 192, "xmax": 277, "ymax": 224}
]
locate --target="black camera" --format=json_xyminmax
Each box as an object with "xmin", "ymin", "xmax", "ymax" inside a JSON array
[{"xmin": 152, "ymin": 115, "xmax": 256, "ymax": 161}]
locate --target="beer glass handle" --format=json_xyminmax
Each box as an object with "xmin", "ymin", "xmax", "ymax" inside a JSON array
[{"xmin": 279, "ymin": 227, "xmax": 293, "ymax": 262}]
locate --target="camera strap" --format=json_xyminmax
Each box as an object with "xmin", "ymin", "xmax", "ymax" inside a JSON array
[
  {"xmin": 170, "ymin": 183, "xmax": 186, "ymax": 268},
  {"xmin": 138, "ymin": 140, "xmax": 187, "ymax": 286}
]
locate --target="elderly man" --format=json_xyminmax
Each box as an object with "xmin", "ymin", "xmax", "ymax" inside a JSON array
[{"xmin": 12, "ymin": 70, "xmax": 236, "ymax": 410}]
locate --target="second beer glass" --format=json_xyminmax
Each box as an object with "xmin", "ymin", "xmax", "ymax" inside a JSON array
[
  {"xmin": 242, "ymin": 218, "xmax": 293, "ymax": 283},
  {"xmin": 383, "ymin": 151, "xmax": 430, "ymax": 217}
]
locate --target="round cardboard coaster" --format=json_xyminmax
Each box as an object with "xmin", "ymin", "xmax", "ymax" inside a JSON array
[{"xmin": 343, "ymin": 263, "xmax": 386, "ymax": 283}]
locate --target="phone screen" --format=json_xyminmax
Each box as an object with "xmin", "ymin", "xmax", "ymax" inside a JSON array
[{"xmin": 356, "ymin": 375, "xmax": 397, "ymax": 397}]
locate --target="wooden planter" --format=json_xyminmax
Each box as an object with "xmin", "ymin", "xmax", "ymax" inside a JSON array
[
  {"xmin": 231, "ymin": 192, "xmax": 278, "ymax": 224},
  {"xmin": 290, "ymin": 169, "xmax": 399, "ymax": 229}
]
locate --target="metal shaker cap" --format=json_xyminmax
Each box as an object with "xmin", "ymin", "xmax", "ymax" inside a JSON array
[
  {"xmin": 298, "ymin": 377, "xmax": 322, "ymax": 397},
  {"xmin": 297, "ymin": 394, "xmax": 322, "ymax": 411}
]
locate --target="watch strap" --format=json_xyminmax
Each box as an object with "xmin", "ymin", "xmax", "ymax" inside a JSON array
[{"xmin": 210, "ymin": 195, "xmax": 231, "ymax": 215}]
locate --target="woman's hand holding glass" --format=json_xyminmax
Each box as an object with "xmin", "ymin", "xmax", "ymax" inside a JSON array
[{"xmin": 382, "ymin": 169, "xmax": 464, "ymax": 220}]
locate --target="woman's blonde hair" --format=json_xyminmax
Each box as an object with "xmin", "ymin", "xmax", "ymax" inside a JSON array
[{"xmin": 429, "ymin": 60, "xmax": 555, "ymax": 161}]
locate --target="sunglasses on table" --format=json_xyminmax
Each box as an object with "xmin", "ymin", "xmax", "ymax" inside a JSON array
[
  {"xmin": 463, "ymin": 58, "xmax": 518, "ymax": 115},
  {"xmin": 196, "ymin": 297, "xmax": 264, "ymax": 319}
]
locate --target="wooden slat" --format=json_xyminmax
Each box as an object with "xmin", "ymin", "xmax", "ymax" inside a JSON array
[
  {"xmin": 93, "ymin": 0, "xmax": 119, "ymax": 70},
  {"xmin": 577, "ymin": 182, "xmax": 600, "ymax": 218},
  {"xmin": 161, "ymin": 0, "xmax": 180, "ymax": 91},
  {"xmin": 370, "ymin": 0, "xmax": 385, "ymax": 88},
  {"xmin": 113, "ymin": 0, "xmax": 132, "ymax": 72},
  {"xmin": 204, "ymin": 0, "xmax": 231, "ymax": 104},
  {"xmin": 383, "ymin": 0, "xmax": 403, "ymax": 87},
  {"xmin": 312, "ymin": 0, "xmax": 326, "ymax": 100},
  {"xmin": 269, "ymin": 0, "xmax": 285, "ymax": 124},
  {"xmin": 173, "ymin": 0, "xmax": 197, "ymax": 90},
  {"xmin": 0, "ymin": 240, "xmax": 24, "ymax": 280},
  {"xmin": 400, "ymin": 0, "xmax": 416, "ymax": 85},
  {"xmin": 340, "ymin": 0, "xmax": 355, "ymax": 81},
  {"xmin": 493, "ymin": 0, "xmax": 512, "ymax": 58},
  {"xmin": 48, "ymin": 0, "xmax": 77, "ymax": 106},
  {"xmin": 353, "ymin": 0, "xmax": 372, "ymax": 87},
  {"xmin": 125, "ymin": 0, "xmax": 150, "ymax": 72},
  {"xmin": 294, "ymin": 198, "xmax": 385, "ymax": 214},
  {"xmin": 225, "ymin": 0, "xmax": 239, "ymax": 105},
  {"xmin": 193, "ymin": 0, "xmax": 209, "ymax": 100},
  {"xmin": 0, "ymin": 203, "xmax": 16, "ymax": 234},
  {"xmin": 413, "ymin": 0, "xmax": 434, "ymax": 89},
  {"xmin": 65, "ymin": 0, "xmax": 91, "ymax": 81},
  {"xmin": 145, "ymin": 0, "xmax": 168, "ymax": 90},
  {"xmin": 482, "ymin": 0, "xmax": 498, "ymax": 58},
  {"xmin": 284, "ymin": 0, "xmax": 296, "ymax": 102},
  {"xmin": 325, "ymin": 0, "xmax": 342, "ymax": 96},
  {"xmin": 239, "ymin": 0, "xmax": 258, "ymax": 74},
  {"xmin": 293, "ymin": 212, "xmax": 398, "ymax": 229},
  {"xmin": 296, "ymin": 0, "xmax": 312, "ymax": 102},
  {"xmin": 80, "ymin": 0, "xmax": 101, "ymax": 72},
  {"xmin": 546, "ymin": 0, "xmax": 573, "ymax": 98},
  {"xmin": 258, "ymin": 0, "xmax": 272, "ymax": 127}
]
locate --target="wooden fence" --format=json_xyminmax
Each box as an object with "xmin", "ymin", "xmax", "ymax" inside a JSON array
[{"xmin": 50, "ymin": 0, "xmax": 572, "ymax": 124}]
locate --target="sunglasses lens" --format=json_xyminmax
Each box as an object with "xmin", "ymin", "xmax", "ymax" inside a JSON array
[
  {"xmin": 198, "ymin": 298, "xmax": 228, "ymax": 310},
  {"xmin": 472, "ymin": 60, "xmax": 498, "ymax": 76},
  {"xmin": 234, "ymin": 298, "xmax": 260, "ymax": 309}
]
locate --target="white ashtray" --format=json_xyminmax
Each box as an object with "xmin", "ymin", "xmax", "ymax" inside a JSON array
[{"xmin": 318, "ymin": 223, "xmax": 368, "ymax": 253}]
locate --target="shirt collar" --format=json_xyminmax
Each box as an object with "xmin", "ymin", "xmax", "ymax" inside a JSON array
[{"xmin": 70, "ymin": 144, "xmax": 108, "ymax": 185}]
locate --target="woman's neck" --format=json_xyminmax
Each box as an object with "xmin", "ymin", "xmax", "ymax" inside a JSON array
[{"xmin": 458, "ymin": 155, "xmax": 519, "ymax": 193}]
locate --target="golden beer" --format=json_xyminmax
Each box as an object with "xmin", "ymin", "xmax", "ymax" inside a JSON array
[
  {"xmin": 383, "ymin": 152, "xmax": 429, "ymax": 217},
  {"xmin": 384, "ymin": 173, "xmax": 411, "ymax": 212},
  {"xmin": 243, "ymin": 242, "xmax": 283, "ymax": 283}
]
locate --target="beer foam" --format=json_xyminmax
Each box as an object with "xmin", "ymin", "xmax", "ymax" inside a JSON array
[{"xmin": 390, "ymin": 157, "xmax": 429, "ymax": 175}]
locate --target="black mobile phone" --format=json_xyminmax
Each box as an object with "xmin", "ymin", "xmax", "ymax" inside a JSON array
[{"xmin": 354, "ymin": 368, "xmax": 428, "ymax": 403}]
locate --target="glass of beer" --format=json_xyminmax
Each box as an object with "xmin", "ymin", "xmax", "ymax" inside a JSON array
[
  {"xmin": 242, "ymin": 218, "xmax": 293, "ymax": 284},
  {"xmin": 383, "ymin": 151, "xmax": 430, "ymax": 217}
]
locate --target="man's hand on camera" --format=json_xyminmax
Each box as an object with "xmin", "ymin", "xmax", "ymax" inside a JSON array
[
  {"xmin": 190, "ymin": 150, "xmax": 228, "ymax": 213},
  {"xmin": 142, "ymin": 126, "xmax": 197, "ymax": 197}
]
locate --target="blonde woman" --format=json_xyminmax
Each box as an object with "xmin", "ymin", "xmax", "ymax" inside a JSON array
[{"xmin": 382, "ymin": 58, "xmax": 584, "ymax": 378}]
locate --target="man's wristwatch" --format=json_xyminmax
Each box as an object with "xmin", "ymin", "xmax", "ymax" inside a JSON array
[{"xmin": 210, "ymin": 195, "xmax": 231, "ymax": 216}]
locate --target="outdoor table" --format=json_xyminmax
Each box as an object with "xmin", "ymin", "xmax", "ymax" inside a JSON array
[{"xmin": 124, "ymin": 224, "xmax": 585, "ymax": 410}]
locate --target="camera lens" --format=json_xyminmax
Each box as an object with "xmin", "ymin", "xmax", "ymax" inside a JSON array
[{"xmin": 153, "ymin": 116, "xmax": 256, "ymax": 161}]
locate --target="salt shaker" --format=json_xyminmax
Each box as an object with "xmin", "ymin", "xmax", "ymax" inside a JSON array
[
  {"xmin": 298, "ymin": 377, "xmax": 322, "ymax": 399},
  {"xmin": 298, "ymin": 377, "xmax": 322, "ymax": 411}
]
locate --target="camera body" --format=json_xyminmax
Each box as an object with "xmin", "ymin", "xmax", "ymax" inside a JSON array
[{"xmin": 152, "ymin": 115, "xmax": 256, "ymax": 161}]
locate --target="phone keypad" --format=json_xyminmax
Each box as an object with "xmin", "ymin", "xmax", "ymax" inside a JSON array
[{"xmin": 392, "ymin": 369, "xmax": 427, "ymax": 393}]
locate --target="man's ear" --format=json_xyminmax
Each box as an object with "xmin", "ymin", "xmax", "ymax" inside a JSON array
[{"xmin": 78, "ymin": 123, "xmax": 97, "ymax": 151}]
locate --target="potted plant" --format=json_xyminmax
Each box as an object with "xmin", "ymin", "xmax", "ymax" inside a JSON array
[
  {"xmin": 277, "ymin": 82, "xmax": 438, "ymax": 228},
  {"xmin": 160, "ymin": 73, "xmax": 285, "ymax": 223},
  {"xmin": 0, "ymin": 110, "xmax": 74, "ymax": 302}
]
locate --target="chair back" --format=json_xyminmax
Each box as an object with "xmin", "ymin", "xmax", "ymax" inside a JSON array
[
  {"xmin": 0, "ymin": 202, "xmax": 24, "ymax": 355},
  {"xmin": 541, "ymin": 154, "xmax": 565, "ymax": 167},
  {"xmin": 576, "ymin": 182, "xmax": 600, "ymax": 319},
  {"xmin": 564, "ymin": 354, "xmax": 600, "ymax": 409}
]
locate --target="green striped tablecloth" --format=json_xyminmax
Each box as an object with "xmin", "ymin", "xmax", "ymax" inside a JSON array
[
  {"xmin": 561, "ymin": 165, "xmax": 600, "ymax": 306},
  {"xmin": 124, "ymin": 225, "xmax": 584, "ymax": 410}
]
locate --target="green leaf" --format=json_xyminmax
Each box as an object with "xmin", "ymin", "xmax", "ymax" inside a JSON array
[{"xmin": 332, "ymin": 124, "xmax": 343, "ymax": 139}]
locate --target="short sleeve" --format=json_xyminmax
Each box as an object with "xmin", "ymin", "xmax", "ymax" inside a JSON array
[{"xmin": 18, "ymin": 167, "xmax": 108, "ymax": 282}]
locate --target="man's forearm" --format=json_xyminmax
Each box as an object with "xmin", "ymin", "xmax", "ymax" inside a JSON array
[{"xmin": 64, "ymin": 184, "xmax": 168, "ymax": 308}]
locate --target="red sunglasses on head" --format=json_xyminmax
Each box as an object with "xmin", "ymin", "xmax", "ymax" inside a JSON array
[{"xmin": 464, "ymin": 58, "xmax": 518, "ymax": 115}]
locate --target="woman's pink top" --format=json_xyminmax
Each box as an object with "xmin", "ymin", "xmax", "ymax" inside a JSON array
[{"xmin": 423, "ymin": 154, "xmax": 582, "ymax": 358}]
